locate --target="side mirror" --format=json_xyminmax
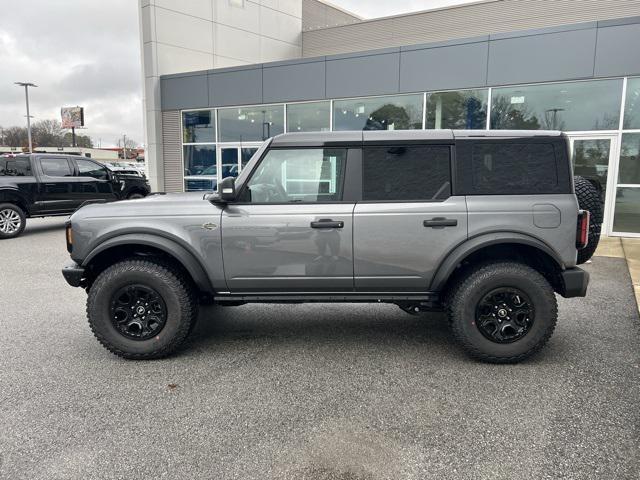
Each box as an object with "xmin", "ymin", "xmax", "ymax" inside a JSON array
[{"xmin": 218, "ymin": 176, "xmax": 237, "ymax": 202}]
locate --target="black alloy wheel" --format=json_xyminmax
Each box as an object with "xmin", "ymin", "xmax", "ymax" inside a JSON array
[
  {"xmin": 110, "ymin": 284, "xmax": 167, "ymax": 340},
  {"xmin": 475, "ymin": 288, "xmax": 534, "ymax": 343}
]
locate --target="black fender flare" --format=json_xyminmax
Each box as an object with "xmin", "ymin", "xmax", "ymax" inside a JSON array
[
  {"xmin": 429, "ymin": 232, "xmax": 565, "ymax": 292},
  {"xmin": 82, "ymin": 233, "xmax": 214, "ymax": 294}
]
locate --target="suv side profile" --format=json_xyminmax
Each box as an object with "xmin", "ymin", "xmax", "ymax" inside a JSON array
[{"xmin": 62, "ymin": 130, "xmax": 592, "ymax": 363}]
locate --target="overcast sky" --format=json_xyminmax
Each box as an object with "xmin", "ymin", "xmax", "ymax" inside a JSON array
[{"xmin": 0, "ymin": 0, "xmax": 471, "ymax": 147}]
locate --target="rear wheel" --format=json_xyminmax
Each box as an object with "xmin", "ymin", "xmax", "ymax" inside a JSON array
[
  {"xmin": 0, "ymin": 203, "xmax": 26, "ymax": 239},
  {"xmin": 87, "ymin": 258, "xmax": 198, "ymax": 359},
  {"xmin": 446, "ymin": 261, "xmax": 557, "ymax": 363},
  {"xmin": 574, "ymin": 176, "xmax": 603, "ymax": 264}
]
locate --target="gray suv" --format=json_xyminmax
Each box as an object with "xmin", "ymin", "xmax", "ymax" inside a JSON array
[{"xmin": 62, "ymin": 130, "xmax": 594, "ymax": 363}]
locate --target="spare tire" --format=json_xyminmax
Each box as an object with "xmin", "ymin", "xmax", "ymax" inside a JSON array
[{"xmin": 574, "ymin": 176, "xmax": 603, "ymax": 264}]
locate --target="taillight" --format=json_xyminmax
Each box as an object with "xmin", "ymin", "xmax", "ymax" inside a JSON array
[{"xmin": 576, "ymin": 210, "xmax": 590, "ymax": 249}]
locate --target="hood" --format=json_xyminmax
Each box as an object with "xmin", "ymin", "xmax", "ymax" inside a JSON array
[{"xmin": 71, "ymin": 191, "xmax": 216, "ymax": 221}]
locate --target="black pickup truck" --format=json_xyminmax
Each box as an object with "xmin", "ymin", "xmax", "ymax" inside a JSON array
[{"xmin": 0, "ymin": 153, "xmax": 150, "ymax": 239}]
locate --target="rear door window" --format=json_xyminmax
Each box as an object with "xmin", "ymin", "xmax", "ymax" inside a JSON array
[
  {"xmin": 40, "ymin": 157, "xmax": 73, "ymax": 177},
  {"xmin": 362, "ymin": 145, "xmax": 451, "ymax": 201},
  {"xmin": 0, "ymin": 158, "xmax": 32, "ymax": 176},
  {"xmin": 471, "ymin": 143, "xmax": 558, "ymax": 194}
]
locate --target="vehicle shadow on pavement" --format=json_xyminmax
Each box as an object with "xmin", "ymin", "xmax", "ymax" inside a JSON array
[
  {"xmin": 186, "ymin": 304, "xmax": 459, "ymax": 357},
  {"xmin": 20, "ymin": 219, "xmax": 67, "ymax": 238}
]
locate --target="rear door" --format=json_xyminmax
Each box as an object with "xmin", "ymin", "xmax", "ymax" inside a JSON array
[
  {"xmin": 72, "ymin": 158, "xmax": 117, "ymax": 204},
  {"xmin": 34, "ymin": 156, "xmax": 78, "ymax": 213},
  {"xmin": 221, "ymin": 146, "xmax": 356, "ymax": 292},
  {"xmin": 353, "ymin": 144, "xmax": 468, "ymax": 291}
]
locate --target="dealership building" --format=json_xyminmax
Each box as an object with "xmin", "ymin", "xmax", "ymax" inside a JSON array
[{"xmin": 139, "ymin": 0, "xmax": 640, "ymax": 236}]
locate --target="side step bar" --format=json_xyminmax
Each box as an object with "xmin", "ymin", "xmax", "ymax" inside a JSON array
[{"xmin": 214, "ymin": 292, "xmax": 440, "ymax": 304}]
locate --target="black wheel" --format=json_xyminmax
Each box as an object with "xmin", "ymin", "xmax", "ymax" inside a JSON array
[
  {"xmin": 127, "ymin": 192, "xmax": 145, "ymax": 200},
  {"xmin": 574, "ymin": 176, "xmax": 603, "ymax": 264},
  {"xmin": 446, "ymin": 261, "xmax": 557, "ymax": 363},
  {"xmin": 0, "ymin": 203, "xmax": 26, "ymax": 239},
  {"xmin": 87, "ymin": 258, "xmax": 198, "ymax": 359}
]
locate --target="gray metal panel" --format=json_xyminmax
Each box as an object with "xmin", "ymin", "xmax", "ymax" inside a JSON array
[
  {"xmin": 594, "ymin": 23, "xmax": 640, "ymax": 77},
  {"xmin": 325, "ymin": 51, "xmax": 400, "ymax": 98},
  {"xmin": 161, "ymin": 74, "xmax": 208, "ymax": 110},
  {"xmin": 263, "ymin": 61, "xmax": 326, "ymax": 103},
  {"xmin": 400, "ymin": 42, "xmax": 488, "ymax": 92},
  {"xmin": 487, "ymin": 28, "xmax": 597, "ymax": 85},
  {"xmin": 161, "ymin": 111, "xmax": 182, "ymax": 193},
  {"xmin": 208, "ymin": 68, "xmax": 263, "ymax": 107}
]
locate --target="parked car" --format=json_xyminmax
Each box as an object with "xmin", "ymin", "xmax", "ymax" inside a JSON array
[
  {"xmin": 62, "ymin": 130, "xmax": 601, "ymax": 363},
  {"xmin": 0, "ymin": 153, "xmax": 151, "ymax": 238}
]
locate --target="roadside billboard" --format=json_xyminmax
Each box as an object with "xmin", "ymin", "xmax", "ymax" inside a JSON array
[{"xmin": 61, "ymin": 106, "xmax": 84, "ymax": 128}]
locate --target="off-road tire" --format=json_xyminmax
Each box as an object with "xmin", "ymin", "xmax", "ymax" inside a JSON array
[
  {"xmin": 574, "ymin": 175, "xmax": 603, "ymax": 264},
  {"xmin": 127, "ymin": 192, "xmax": 145, "ymax": 200},
  {"xmin": 87, "ymin": 258, "xmax": 198, "ymax": 359},
  {"xmin": 0, "ymin": 203, "xmax": 26, "ymax": 239},
  {"xmin": 446, "ymin": 261, "xmax": 557, "ymax": 363}
]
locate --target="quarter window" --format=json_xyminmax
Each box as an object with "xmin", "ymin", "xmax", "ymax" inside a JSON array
[
  {"xmin": 40, "ymin": 158, "xmax": 72, "ymax": 177},
  {"xmin": 471, "ymin": 143, "xmax": 558, "ymax": 193},
  {"xmin": 362, "ymin": 146, "xmax": 451, "ymax": 201},
  {"xmin": 243, "ymin": 148, "xmax": 346, "ymax": 203}
]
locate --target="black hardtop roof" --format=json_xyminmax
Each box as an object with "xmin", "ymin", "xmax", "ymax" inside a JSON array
[{"xmin": 270, "ymin": 129, "xmax": 565, "ymax": 147}]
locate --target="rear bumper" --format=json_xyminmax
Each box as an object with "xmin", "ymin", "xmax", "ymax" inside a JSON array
[
  {"xmin": 62, "ymin": 261, "xmax": 86, "ymax": 288},
  {"xmin": 560, "ymin": 267, "xmax": 590, "ymax": 298}
]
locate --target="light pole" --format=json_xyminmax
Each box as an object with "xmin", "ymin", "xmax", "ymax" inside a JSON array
[
  {"xmin": 14, "ymin": 82, "xmax": 37, "ymax": 152},
  {"xmin": 122, "ymin": 134, "xmax": 127, "ymax": 161}
]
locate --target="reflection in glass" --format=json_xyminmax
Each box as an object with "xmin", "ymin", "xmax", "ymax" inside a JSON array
[
  {"xmin": 333, "ymin": 94, "xmax": 423, "ymax": 131},
  {"xmin": 623, "ymin": 77, "xmax": 640, "ymax": 130},
  {"xmin": 182, "ymin": 110, "xmax": 215, "ymax": 143},
  {"xmin": 572, "ymin": 139, "xmax": 611, "ymax": 199},
  {"xmin": 426, "ymin": 89, "xmax": 488, "ymax": 129},
  {"xmin": 218, "ymin": 105, "xmax": 284, "ymax": 142},
  {"xmin": 183, "ymin": 145, "xmax": 216, "ymax": 191},
  {"xmin": 287, "ymin": 102, "xmax": 330, "ymax": 132},
  {"xmin": 613, "ymin": 187, "xmax": 640, "ymax": 233},
  {"xmin": 618, "ymin": 133, "xmax": 640, "ymax": 185},
  {"xmin": 491, "ymin": 79, "xmax": 623, "ymax": 131}
]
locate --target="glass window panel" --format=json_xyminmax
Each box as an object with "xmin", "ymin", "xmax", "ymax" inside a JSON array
[
  {"xmin": 363, "ymin": 146, "xmax": 451, "ymax": 201},
  {"xmin": 613, "ymin": 187, "xmax": 640, "ymax": 233},
  {"xmin": 0, "ymin": 158, "xmax": 31, "ymax": 176},
  {"xmin": 619, "ymin": 133, "xmax": 640, "ymax": 185},
  {"xmin": 572, "ymin": 139, "xmax": 611, "ymax": 199},
  {"xmin": 182, "ymin": 110, "xmax": 215, "ymax": 143},
  {"xmin": 184, "ymin": 178, "xmax": 216, "ymax": 192},
  {"xmin": 76, "ymin": 159, "xmax": 108, "ymax": 180},
  {"xmin": 183, "ymin": 145, "xmax": 216, "ymax": 178},
  {"xmin": 624, "ymin": 78, "xmax": 640, "ymax": 129},
  {"xmin": 333, "ymin": 95, "xmax": 423, "ymax": 131},
  {"xmin": 286, "ymin": 101, "xmax": 330, "ymax": 132},
  {"xmin": 241, "ymin": 147, "xmax": 258, "ymax": 169},
  {"xmin": 490, "ymin": 80, "xmax": 623, "ymax": 131},
  {"xmin": 221, "ymin": 148, "xmax": 239, "ymax": 179},
  {"xmin": 40, "ymin": 158, "xmax": 72, "ymax": 177},
  {"xmin": 218, "ymin": 105, "xmax": 284, "ymax": 142},
  {"xmin": 244, "ymin": 148, "xmax": 346, "ymax": 203},
  {"xmin": 426, "ymin": 89, "xmax": 488, "ymax": 129}
]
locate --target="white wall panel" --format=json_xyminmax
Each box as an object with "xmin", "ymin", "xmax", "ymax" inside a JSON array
[
  {"xmin": 155, "ymin": 8, "xmax": 214, "ymax": 53},
  {"xmin": 155, "ymin": 0, "xmax": 213, "ymax": 21},
  {"xmin": 156, "ymin": 43, "xmax": 214, "ymax": 75},
  {"xmin": 214, "ymin": 0, "xmax": 260, "ymax": 32},
  {"xmin": 260, "ymin": 5, "xmax": 302, "ymax": 44}
]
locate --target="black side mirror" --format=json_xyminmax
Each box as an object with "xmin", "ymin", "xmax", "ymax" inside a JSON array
[{"xmin": 218, "ymin": 176, "xmax": 236, "ymax": 202}]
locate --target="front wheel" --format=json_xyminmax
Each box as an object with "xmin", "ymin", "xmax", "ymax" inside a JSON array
[
  {"xmin": 446, "ymin": 261, "xmax": 557, "ymax": 363},
  {"xmin": 86, "ymin": 258, "xmax": 198, "ymax": 359},
  {"xmin": 127, "ymin": 192, "xmax": 145, "ymax": 200},
  {"xmin": 0, "ymin": 203, "xmax": 26, "ymax": 239}
]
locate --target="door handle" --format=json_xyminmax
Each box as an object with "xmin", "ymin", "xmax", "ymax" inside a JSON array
[
  {"xmin": 311, "ymin": 219, "xmax": 344, "ymax": 229},
  {"xmin": 423, "ymin": 217, "xmax": 458, "ymax": 228}
]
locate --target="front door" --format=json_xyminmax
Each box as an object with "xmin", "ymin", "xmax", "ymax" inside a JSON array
[
  {"xmin": 567, "ymin": 133, "xmax": 619, "ymax": 235},
  {"xmin": 221, "ymin": 146, "xmax": 354, "ymax": 292},
  {"xmin": 72, "ymin": 158, "xmax": 117, "ymax": 204}
]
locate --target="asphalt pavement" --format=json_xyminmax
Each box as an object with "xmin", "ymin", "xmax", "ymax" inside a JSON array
[{"xmin": 1, "ymin": 217, "xmax": 639, "ymax": 480}]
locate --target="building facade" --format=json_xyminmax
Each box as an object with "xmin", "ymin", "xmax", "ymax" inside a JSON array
[{"xmin": 139, "ymin": 0, "xmax": 640, "ymax": 236}]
